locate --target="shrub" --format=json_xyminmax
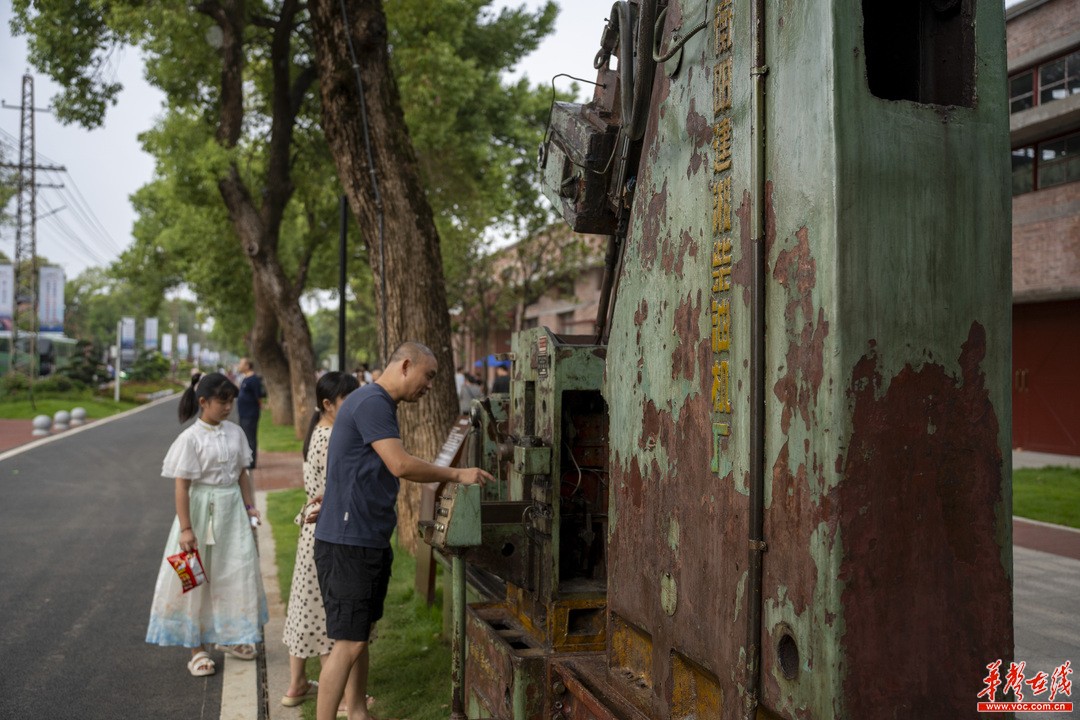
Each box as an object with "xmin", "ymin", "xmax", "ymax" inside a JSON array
[
  {"xmin": 1, "ymin": 372, "xmax": 30, "ymax": 398},
  {"xmin": 61, "ymin": 341, "xmax": 108, "ymax": 386},
  {"xmin": 129, "ymin": 350, "xmax": 170, "ymax": 382},
  {"xmin": 34, "ymin": 375, "xmax": 88, "ymax": 395}
]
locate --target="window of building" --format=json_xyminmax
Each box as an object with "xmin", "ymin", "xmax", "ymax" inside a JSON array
[
  {"xmin": 523, "ymin": 317, "xmax": 538, "ymax": 330},
  {"xmin": 557, "ymin": 310, "xmax": 575, "ymax": 334},
  {"xmin": 1039, "ymin": 51, "xmax": 1080, "ymax": 105},
  {"xmin": 1038, "ymin": 134, "xmax": 1080, "ymax": 189},
  {"xmin": 1012, "ymin": 146, "xmax": 1034, "ymax": 194},
  {"xmin": 1010, "ymin": 71, "xmax": 1034, "ymax": 113},
  {"xmin": 1009, "ymin": 47, "xmax": 1080, "ymax": 114},
  {"xmin": 1011, "ymin": 131, "xmax": 1080, "ymax": 195}
]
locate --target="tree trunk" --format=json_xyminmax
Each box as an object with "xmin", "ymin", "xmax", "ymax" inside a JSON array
[
  {"xmin": 249, "ymin": 279, "xmax": 293, "ymax": 426},
  {"xmin": 250, "ymin": 252, "xmax": 319, "ymax": 438},
  {"xmin": 219, "ymin": 171, "xmax": 318, "ymax": 438},
  {"xmin": 206, "ymin": 0, "xmax": 318, "ymax": 439},
  {"xmin": 309, "ymin": 0, "xmax": 460, "ymax": 555}
]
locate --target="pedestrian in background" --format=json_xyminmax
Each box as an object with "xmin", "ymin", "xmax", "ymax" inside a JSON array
[
  {"xmin": 281, "ymin": 371, "xmax": 360, "ymax": 709},
  {"xmin": 458, "ymin": 373, "xmax": 482, "ymax": 415},
  {"xmin": 313, "ymin": 342, "xmax": 493, "ymax": 720},
  {"xmin": 491, "ymin": 364, "xmax": 510, "ymax": 393},
  {"xmin": 236, "ymin": 358, "xmax": 266, "ymax": 471},
  {"xmin": 146, "ymin": 372, "xmax": 268, "ymax": 676}
]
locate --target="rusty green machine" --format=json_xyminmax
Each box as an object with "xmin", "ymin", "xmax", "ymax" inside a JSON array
[
  {"xmin": 425, "ymin": 0, "xmax": 1014, "ymax": 718},
  {"xmin": 423, "ymin": 326, "xmax": 609, "ymax": 719}
]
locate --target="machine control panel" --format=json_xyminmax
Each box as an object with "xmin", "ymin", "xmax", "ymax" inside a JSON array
[{"xmin": 420, "ymin": 483, "xmax": 482, "ymax": 550}]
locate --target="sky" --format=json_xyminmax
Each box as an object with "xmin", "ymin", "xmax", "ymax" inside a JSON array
[{"xmin": 0, "ymin": 0, "xmax": 601, "ymax": 282}]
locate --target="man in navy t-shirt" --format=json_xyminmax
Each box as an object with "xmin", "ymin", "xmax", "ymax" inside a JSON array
[{"xmin": 313, "ymin": 341, "xmax": 492, "ymax": 720}]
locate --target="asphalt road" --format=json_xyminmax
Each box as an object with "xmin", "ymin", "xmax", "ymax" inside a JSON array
[{"xmin": 0, "ymin": 397, "xmax": 224, "ymax": 720}]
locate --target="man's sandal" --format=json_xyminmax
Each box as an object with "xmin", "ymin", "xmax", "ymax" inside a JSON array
[
  {"xmin": 215, "ymin": 643, "xmax": 257, "ymax": 660},
  {"xmin": 187, "ymin": 651, "xmax": 216, "ymax": 677}
]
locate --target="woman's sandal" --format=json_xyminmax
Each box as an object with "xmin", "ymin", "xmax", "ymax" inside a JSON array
[
  {"xmin": 187, "ymin": 651, "xmax": 216, "ymax": 677},
  {"xmin": 215, "ymin": 643, "xmax": 257, "ymax": 660},
  {"xmin": 281, "ymin": 680, "xmax": 318, "ymax": 707}
]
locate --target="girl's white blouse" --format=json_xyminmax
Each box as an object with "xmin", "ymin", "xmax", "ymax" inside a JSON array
[{"xmin": 161, "ymin": 419, "xmax": 253, "ymax": 486}]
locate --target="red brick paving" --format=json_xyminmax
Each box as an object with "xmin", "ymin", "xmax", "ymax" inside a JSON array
[
  {"xmin": 251, "ymin": 450, "xmax": 304, "ymax": 491},
  {"xmin": 1013, "ymin": 517, "xmax": 1080, "ymax": 562},
  {"xmin": 0, "ymin": 418, "xmax": 50, "ymax": 452}
]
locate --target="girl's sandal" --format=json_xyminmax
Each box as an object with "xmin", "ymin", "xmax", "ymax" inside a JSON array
[
  {"xmin": 215, "ymin": 643, "xmax": 257, "ymax": 660},
  {"xmin": 187, "ymin": 651, "xmax": 216, "ymax": 677}
]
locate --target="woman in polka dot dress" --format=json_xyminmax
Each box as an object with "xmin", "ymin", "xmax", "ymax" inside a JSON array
[{"xmin": 281, "ymin": 372, "xmax": 359, "ymax": 707}]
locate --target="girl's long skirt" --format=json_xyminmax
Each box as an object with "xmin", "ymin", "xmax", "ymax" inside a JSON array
[{"xmin": 146, "ymin": 483, "xmax": 268, "ymax": 647}]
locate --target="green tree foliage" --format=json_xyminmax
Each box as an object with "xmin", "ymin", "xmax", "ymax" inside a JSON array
[
  {"xmin": 12, "ymin": 0, "xmax": 327, "ymax": 432},
  {"xmin": 129, "ymin": 349, "xmax": 170, "ymax": 381},
  {"xmin": 14, "ymin": 0, "xmax": 564, "ymax": 432},
  {"xmin": 64, "ymin": 266, "xmax": 202, "ymax": 362}
]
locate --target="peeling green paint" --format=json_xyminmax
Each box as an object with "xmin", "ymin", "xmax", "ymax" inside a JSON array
[
  {"xmin": 661, "ymin": 571, "xmax": 678, "ymax": 617},
  {"xmin": 668, "ymin": 517, "xmax": 681, "ymax": 552}
]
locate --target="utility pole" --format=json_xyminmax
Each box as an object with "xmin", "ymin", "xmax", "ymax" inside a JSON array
[{"xmin": 1, "ymin": 74, "xmax": 65, "ymax": 409}]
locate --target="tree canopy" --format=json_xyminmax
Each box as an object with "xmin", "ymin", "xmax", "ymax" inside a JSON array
[{"xmin": 13, "ymin": 0, "xmax": 564, "ymax": 429}]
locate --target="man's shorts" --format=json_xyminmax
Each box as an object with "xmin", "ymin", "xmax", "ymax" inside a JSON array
[{"xmin": 314, "ymin": 539, "xmax": 393, "ymax": 642}]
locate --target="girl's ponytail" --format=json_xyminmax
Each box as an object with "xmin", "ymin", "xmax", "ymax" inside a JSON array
[{"xmin": 178, "ymin": 373, "xmax": 202, "ymax": 422}]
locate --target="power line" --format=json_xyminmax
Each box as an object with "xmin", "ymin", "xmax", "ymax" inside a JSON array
[
  {"xmin": 37, "ymin": 195, "xmax": 111, "ymax": 265},
  {"xmin": 0, "ymin": 125, "xmax": 126, "ymax": 260}
]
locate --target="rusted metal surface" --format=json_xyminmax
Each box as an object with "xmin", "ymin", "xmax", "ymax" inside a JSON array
[
  {"xmin": 601, "ymin": 0, "xmax": 1013, "ymax": 718},
  {"xmin": 466, "ymin": 604, "xmax": 547, "ymax": 720},
  {"xmin": 834, "ymin": 323, "xmax": 1012, "ymax": 718},
  {"xmin": 454, "ymin": 0, "xmax": 1013, "ymax": 717}
]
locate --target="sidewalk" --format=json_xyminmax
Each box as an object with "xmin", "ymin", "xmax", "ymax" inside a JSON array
[{"xmin": 254, "ymin": 452, "xmax": 305, "ymax": 720}]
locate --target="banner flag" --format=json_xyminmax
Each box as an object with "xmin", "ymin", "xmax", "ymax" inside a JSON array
[
  {"xmin": 0, "ymin": 265, "xmax": 13, "ymax": 331},
  {"xmin": 38, "ymin": 266, "xmax": 66, "ymax": 333},
  {"xmin": 144, "ymin": 318, "xmax": 159, "ymax": 350}
]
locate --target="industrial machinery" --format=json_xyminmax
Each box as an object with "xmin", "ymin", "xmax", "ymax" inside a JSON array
[{"xmin": 426, "ymin": 0, "xmax": 1014, "ymax": 718}]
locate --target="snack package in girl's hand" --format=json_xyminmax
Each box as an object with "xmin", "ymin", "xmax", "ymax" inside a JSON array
[{"xmin": 166, "ymin": 549, "xmax": 208, "ymax": 593}]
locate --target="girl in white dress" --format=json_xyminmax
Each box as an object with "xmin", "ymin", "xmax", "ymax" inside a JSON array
[
  {"xmin": 146, "ymin": 372, "xmax": 269, "ymax": 677},
  {"xmin": 281, "ymin": 371, "xmax": 359, "ymax": 706}
]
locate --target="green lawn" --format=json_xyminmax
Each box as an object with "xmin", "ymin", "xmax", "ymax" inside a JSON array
[
  {"xmin": 267, "ymin": 489, "xmax": 452, "ymax": 720},
  {"xmin": 258, "ymin": 419, "xmax": 304, "ymax": 454},
  {"xmin": 1013, "ymin": 466, "xmax": 1080, "ymax": 529}
]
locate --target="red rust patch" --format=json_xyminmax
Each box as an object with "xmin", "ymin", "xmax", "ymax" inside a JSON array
[
  {"xmin": 640, "ymin": 399, "xmax": 663, "ymax": 452},
  {"xmin": 837, "ymin": 322, "xmax": 1010, "ymax": 718},
  {"xmin": 671, "ymin": 294, "xmax": 704, "ymax": 382},
  {"xmin": 668, "ymin": 228, "xmax": 697, "ymax": 278},
  {"xmin": 763, "ymin": 440, "xmax": 816, "ymax": 617},
  {"xmin": 640, "ymin": 181, "xmax": 668, "ymax": 269},
  {"xmin": 686, "ymin": 98, "xmax": 711, "ymax": 179},
  {"xmin": 772, "ymin": 226, "xmax": 828, "ymax": 435},
  {"xmin": 733, "ymin": 189, "xmax": 754, "ymax": 308}
]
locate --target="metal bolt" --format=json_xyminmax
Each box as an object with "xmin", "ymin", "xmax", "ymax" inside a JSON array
[{"xmin": 552, "ymin": 679, "xmax": 566, "ymax": 695}]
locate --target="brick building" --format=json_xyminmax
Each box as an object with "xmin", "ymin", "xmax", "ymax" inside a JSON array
[
  {"xmin": 1008, "ymin": 0, "xmax": 1080, "ymax": 455},
  {"xmin": 453, "ymin": 230, "xmax": 606, "ymax": 384}
]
